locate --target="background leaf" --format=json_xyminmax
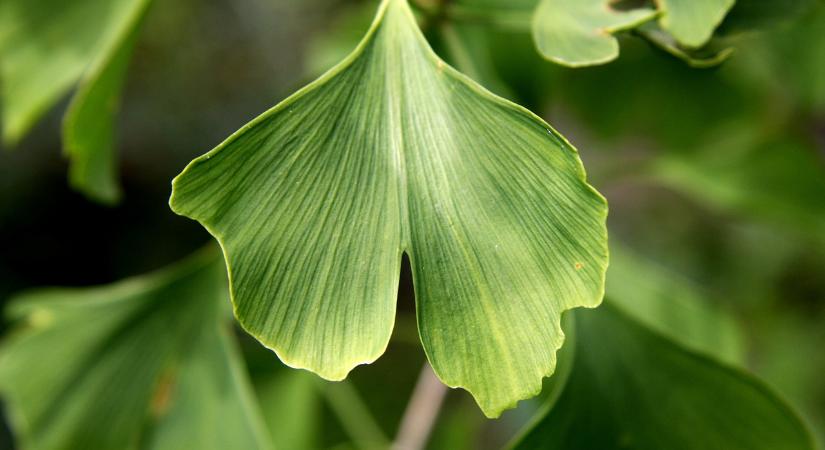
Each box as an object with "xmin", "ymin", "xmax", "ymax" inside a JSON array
[
  {"xmin": 0, "ymin": 0, "xmax": 148, "ymax": 147},
  {"xmin": 511, "ymin": 304, "xmax": 816, "ymax": 450},
  {"xmin": 61, "ymin": 0, "xmax": 150, "ymax": 204},
  {"xmin": 0, "ymin": 249, "xmax": 272, "ymax": 450},
  {"xmin": 606, "ymin": 242, "xmax": 744, "ymax": 363},
  {"xmin": 717, "ymin": 0, "xmax": 821, "ymax": 34}
]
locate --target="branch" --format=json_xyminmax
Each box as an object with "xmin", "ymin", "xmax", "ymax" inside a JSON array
[{"xmin": 392, "ymin": 363, "xmax": 448, "ymax": 450}]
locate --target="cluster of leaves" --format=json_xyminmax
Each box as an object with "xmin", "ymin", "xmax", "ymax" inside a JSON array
[
  {"xmin": 1, "ymin": 0, "xmax": 823, "ymax": 448},
  {"xmin": 448, "ymin": 0, "xmax": 820, "ymax": 67}
]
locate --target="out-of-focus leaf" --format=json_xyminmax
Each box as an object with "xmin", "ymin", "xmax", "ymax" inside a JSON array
[
  {"xmin": 304, "ymin": 1, "xmax": 375, "ymax": 79},
  {"xmin": 531, "ymin": 0, "xmax": 657, "ymax": 67},
  {"xmin": 651, "ymin": 125, "xmax": 825, "ymax": 245},
  {"xmin": 60, "ymin": 1, "xmax": 149, "ymax": 204},
  {"xmin": 450, "ymin": 0, "xmax": 536, "ymax": 10},
  {"xmin": 657, "ymin": 0, "xmax": 735, "ymax": 48},
  {"xmin": 0, "ymin": 249, "xmax": 272, "ymax": 450},
  {"xmin": 729, "ymin": 5, "xmax": 825, "ymax": 111},
  {"xmin": 439, "ymin": 23, "xmax": 514, "ymax": 99},
  {"xmin": 447, "ymin": 0, "xmax": 536, "ymax": 28},
  {"xmin": 170, "ymin": 0, "xmax": 608, "ymax": 418},
  {"xmin": 606, "ymin": 242, "xmax": 744, "ymax": 363},
  {"xmin": 637, "ymin": 22, "xmax": 734, "ymax": 68},
  {"xmin": 255, "ymin": 370, "xmax": 320, "ymax": 450},
  {"xmin": 510, "ymin": 304, "xmax": 816, "ymax": 450},
  {"xmin": 0, "ymin": 0, "xmax": 147, "ymax": 146},
  {"xmin": 717, "ymin": 0, "xmax": 820, "ymax": 34}
]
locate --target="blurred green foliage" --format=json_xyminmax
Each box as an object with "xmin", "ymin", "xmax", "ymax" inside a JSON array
[{"xmin": 0, "ymin": 0, "xmax": 823, "ymax": 449}]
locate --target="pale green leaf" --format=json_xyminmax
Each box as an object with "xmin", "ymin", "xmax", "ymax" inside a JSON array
[
  {"xmin": 511, "ymin": 304, "xmax": 816, "ymax": 450},
  {"xmin": 0, "ymin": 249, "xmax": 272, "ymax": 450},
  {"xmin": 0, "ymin": 0, "xmax": 147, "ymax": 146},
  {"xmin": 656, "ymin": 0, "xmax": 735, "ymax": 48},
  {"xmin": 61, "ymin": 0, "xmax": 150, "ymax": 204},
  {"xmin": 531, "ymin": 0, "xmax": 657, "ymax": 67},
  {"xmin": 170, "ymin": 0, "xmax": 608, "ymax": 417}
]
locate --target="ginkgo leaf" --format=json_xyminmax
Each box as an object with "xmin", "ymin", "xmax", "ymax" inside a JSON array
[
  {"xmin": 170, "ymin": 0, "xmax": 608, "ymax": 417},
  {"xmin": 0, "ymin": 249, "xmax": 272, "ymax": 450},
  {"xmin": 510, "ymin": 304, "xmax": 816, "ymax": 450},
  {"xmin": 531, "ymin": 0, "xmax": 657, "ymax": 67},
  {"xmin": 0, "ymin": 0, "xmax": 149, "ymax": 203},
  {"xmin": 656, "ymin": 0, "xmax": 735, "ymax": 48}
]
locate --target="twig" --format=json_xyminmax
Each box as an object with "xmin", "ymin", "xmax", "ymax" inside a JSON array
[{"xmin": 392, "ymin": 363, "xmax": 448, "ymax": 450}]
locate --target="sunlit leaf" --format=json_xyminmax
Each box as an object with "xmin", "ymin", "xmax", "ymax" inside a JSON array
[
  {"xmin": 0, "ymin": 0, "xmax": 149, "ymax": 203},
  {"xmin": 0, "ymin": 249, "xmax": 272, "ymax": 450},
  {"xmin": 531, "ymin": 0, "xmax": 657, "ymax": 67},
  {"xmin": 511, "ymin": 304, "xmax": 816, "ymax": 450},
  {"xmin": 170, "ymin": 0, "xmax": 608, "ymax": 417},
  {"xmin": 657, "ymin": 0, "xmax": 735, "ymax": 48}
]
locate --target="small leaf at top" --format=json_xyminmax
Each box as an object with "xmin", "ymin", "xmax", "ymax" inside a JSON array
[
  {"xmin": 656, "ymin": 0, "xmax": 735, "ymax": 48},
  {"xmin": 510, "ymin": 304, "xmax": 816, "ymax": 450},
  {"xmin": 0, "ymin": 249, "xmax": 272, "ymax": 450},
  {"xmin": 532, "ymin": 0, "xmax": 658, "ymax": 67},
  {"xmin": 170, "ymin": 0, "xmax": 608, "ymax": 417}
]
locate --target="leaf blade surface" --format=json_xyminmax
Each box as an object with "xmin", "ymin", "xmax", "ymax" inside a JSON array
[{"xmin": 170, "ymin": 0, "xmax": 608, "ymax": 417}]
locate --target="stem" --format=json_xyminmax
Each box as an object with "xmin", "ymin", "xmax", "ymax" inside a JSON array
[
  {"xmin": 392, "ymin": 364, "xmax": 448, "ymax": 450},
  {"xmin": 322, "ymin": 381, "xmax": 389, "ymax": 450}
]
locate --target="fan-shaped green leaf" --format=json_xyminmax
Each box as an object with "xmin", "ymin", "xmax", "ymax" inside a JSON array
[
  {"xmin": 511, "ymin": 304, "xmax": 816, "ymax": 450},
  {"xmin": 170, "ymin": 0, "xmax": 608, "ymax": 417},
  {"xmin": 531, "ymin": 0, "xmax": 657, "ymax": 67},
  {"xmin": 0, "ymin": 249, "xmax": 272, "ymax": 450},
  {"xmin": 656, "ymin": 0, "xmax": 735, "ymax": 48}
]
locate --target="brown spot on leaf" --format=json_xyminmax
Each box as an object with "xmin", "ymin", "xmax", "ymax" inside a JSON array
[{"xmin": 150, "ymin": 370, "xmax": 177, "ymax": 418}]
